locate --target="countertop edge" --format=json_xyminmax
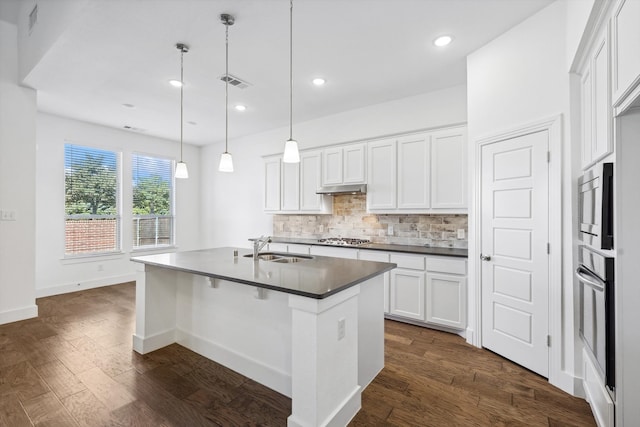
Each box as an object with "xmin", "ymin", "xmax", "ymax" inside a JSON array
[{"xmin": 131, "ymin": 254, "xmax": 397, "ymax": 300}]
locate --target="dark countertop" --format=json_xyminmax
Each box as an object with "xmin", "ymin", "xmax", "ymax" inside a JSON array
[
  {"xmin": 131, "ymin": 247, "xmax": 396, "ymax": 300},
  {"xmin": 270, "ymin": 237, "xmax": 468, "ymax": 258}
]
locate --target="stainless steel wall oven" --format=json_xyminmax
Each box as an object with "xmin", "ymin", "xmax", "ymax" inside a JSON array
[
  {"xmin": 576, "ymin": 245, "xmax": 615, "ymax": 392},
  {"xmin": 578, "ymin": 162, "xmax": 614, "ymax": 250}
]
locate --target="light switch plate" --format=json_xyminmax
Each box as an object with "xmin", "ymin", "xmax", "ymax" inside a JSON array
[{"xmin": 0, "ymin": 210, "xmax": 16, "ymax": 221}]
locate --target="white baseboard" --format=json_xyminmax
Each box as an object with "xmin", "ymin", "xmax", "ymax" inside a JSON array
[
  {"xmin": 0, "ymin": 304, "xmax": 38, "ymax": 325},
  {"xmin": 132, "ymin": 329, "xmax": 176, "ymax": 354},
  {"xmin": 36, "ymin": 273, "xmax": 136, "ymax": 298},
  {"xmin": 176, "ymin": 327, "xmax": 292, "ymax": 398}
]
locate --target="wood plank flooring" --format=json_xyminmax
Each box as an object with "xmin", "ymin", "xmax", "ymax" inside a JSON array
[{"xmin": 0, "ymin": 282, "xmax": 596, "ymax": 426}]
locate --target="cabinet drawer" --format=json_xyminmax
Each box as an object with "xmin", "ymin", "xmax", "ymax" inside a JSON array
[
  {"xmin": 390, "ymin": 253, "xmax": 425, "ymax": 270},
  {"xmin": 288, "ymin": 244, "xmax": 311, "ymax": 255},
  {"xmin": 358, "ymin": 250, "xmax": 390, "ymax": 262},
  {"xmin": 426, "ymin": 257, "xmax": 466, "ymax": 275}
]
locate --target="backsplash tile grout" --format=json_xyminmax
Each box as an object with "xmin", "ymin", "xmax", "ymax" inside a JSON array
[{"xmin": 273, "ymin": 194, "xmax": 468, "ymax": 248}]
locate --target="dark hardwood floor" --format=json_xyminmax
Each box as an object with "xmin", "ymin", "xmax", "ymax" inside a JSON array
[{"xmin": 0, "ymin": 283, "xmax": 595, "ymax": 426}]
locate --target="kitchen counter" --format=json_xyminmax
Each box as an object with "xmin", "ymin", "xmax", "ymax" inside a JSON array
[
  {"xmin": 131, "ymin": 247, "xmax": 395, "ymax": 299},
  {"xmin": 130, "ymin": 246, "xmax": 391, "ymax": 426},
  {"xmin": 270, "ymin": 236, "xmax": 468, "ymax": 257}
]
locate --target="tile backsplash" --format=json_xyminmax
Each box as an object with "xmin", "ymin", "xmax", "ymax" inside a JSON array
[{"xmin": 273, "ymin": 194, "xmax": 468, "ymax": 248}]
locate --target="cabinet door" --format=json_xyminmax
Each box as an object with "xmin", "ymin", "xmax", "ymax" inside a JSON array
[
  {"xmin": 359, "ymin": 250, "xmax": 391, "ymax": 314},
  {"xmin": 592, "ymin": 26, "xmax": 611, "ymax": 164},
  {"xmin": 431, "ymin": 128, "xmax": 467, "ymax": 209},
  {"xmin": 300, "ymin": 151, "xmax": 329, "ymax": 212},
  {"xmin": 367, "ymin": 139, "xmax": 396, "ymax": 211},
  {"xmin": 390, "ymin": 269, "xmax": 425, "ymax": 320},
  {"xmin": 398, "ymin": 134, "xmax": 430, "ymax": 209},
  {"xmin": 267, "ymin": 242, "xmax": 288, "ymax": 252},
  {"xmin": 288, "ymin": 244, "xmax": 311, "ymax": 255},
  {"xmin": 343, "ymin": 143, "xmax": 366, "ymax": 184},
  {"xmin": 581, "ymin": 66, "xmax": 593, "ymax": 168},
  {"xmin": 264, "ymin": 157, "xmax": 281, "ymax": 212},
  {"xmin": 322, "ymin": 147, "xmax": 343, "ymax": 185},
  {"xmin": 612, "ymin": 0, "xmax": 640, "ymax": 105},
  {"xmin": 281, "ymin": 161, "xmax": 300, "ymax": 211},
  {"xmin": 425, "ymin": 273, "xmax": 466, "ymax": 329}
]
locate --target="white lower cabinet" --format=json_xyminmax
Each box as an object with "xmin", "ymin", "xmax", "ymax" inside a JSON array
[
  {"xmin": 425, "ymin": 273, "xmax": 466, "ymax": 329},
  {"xmin": 359, "ymin": 250, "xmax": 391, "ymax": 314},
  {"xmin": 309, "ymin": 245, "xmax": 358, "ymax": 259},
  {"xmin": 390, "ymin": 269, "xmax": 425, "ymax": 320}
]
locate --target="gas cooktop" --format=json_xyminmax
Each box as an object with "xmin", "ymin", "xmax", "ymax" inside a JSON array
[{"xmin": 317, "ymin": 237, "xmax": 371, "ymax": 247}]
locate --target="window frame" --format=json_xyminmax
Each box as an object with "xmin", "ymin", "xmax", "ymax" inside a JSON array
[
  {"xmin": 131, "ymin": 152, "xmax": 176, "ymax": 252},
  {"xmin": 63, "ymin": 143, "xmax": 122, "ymax": 258}
]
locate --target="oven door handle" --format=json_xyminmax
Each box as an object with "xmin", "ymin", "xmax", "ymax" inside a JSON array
[{"xmin": 575, "ymin": 266, "xmax": 605, "ymax": 292}]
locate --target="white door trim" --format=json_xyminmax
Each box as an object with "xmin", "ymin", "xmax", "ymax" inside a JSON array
[{"xmin": 469, "ymin": 114, "xmax": 569, "ymax": 393}]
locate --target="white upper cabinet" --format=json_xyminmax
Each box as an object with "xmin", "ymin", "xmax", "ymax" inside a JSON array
[
  {"xmin": 580, "ymin": 24, "xmax": 612, "ymax": 169},
  {"xmin": 264, "ymin": 156, "xmax": 281, "ymax": 212},
  {"xmin": 367, "ymin": 126, "xmax": 467, "ymax": 214},
  {"xmin": 612, "ymin": 0, "xmax": 640, "ymax": 107},
  {"xmin": 398, "ymin": 134, "xmax": 430, "ymax": 210},
  {"xmin": 281, "ymin": 161, "xmax": 300, "ymax": 211},
  {"xmin": 367, "ymin": 139, "xmax": 397, "ymax": 211},
  {"xmin": 300, "ymin": 150, "xmax": 331, "ymax": 212},
  {"xmin": 264, "ymin": 152, "xmax": 330, "ymax": 214},
  {"xmin": 431, "ymin": 127, "xmax": 467, "ymax": 209},
  {"xmin": 322, "ymin": 143, "xmax": 366, "ymax": 185}
]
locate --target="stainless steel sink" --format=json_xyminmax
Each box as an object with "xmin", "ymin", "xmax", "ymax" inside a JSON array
[{"xmin": 243, "ymin": 252, "xmax": 312, "ymax": 263}]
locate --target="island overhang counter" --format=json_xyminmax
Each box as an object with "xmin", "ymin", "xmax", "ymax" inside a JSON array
[{"xmin": 131, "ymin": 247, "xmax": 396, "ymax": 427}]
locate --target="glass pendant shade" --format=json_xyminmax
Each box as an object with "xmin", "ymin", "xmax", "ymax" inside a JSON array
[
  {"xmin": 283, "ymin": 138, "xmax": 300, "ymax": 163},
  {"xmin": 175, "ymin": 161, "xmax": 189, "ymax": 179},
  {"xmin": 218, "ymin": 151, "xmax": 234, "ymax": 172}
]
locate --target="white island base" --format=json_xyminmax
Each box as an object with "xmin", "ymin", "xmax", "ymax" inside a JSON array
[{"xmin": 133, "ymin": 263, "xmax": 385, "ymax": 427}]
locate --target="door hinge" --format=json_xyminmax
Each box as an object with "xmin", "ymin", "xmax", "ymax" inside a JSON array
[
  {"xmin": 547, "ymin": 243, "xmax": 550, "ymax": 254},
  {"xmin": 547, "ymin": 151, "xmax": 550, "ymax": 163},
  {"xmin": 547, "ymin": 335, "xmax": 551, "ymax": 347}
]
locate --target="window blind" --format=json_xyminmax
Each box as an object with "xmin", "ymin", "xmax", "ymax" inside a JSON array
[
  {"xmin": 132, "ymin": 154, "xmax": 174, "ymax": 249},
  {"xmin": 64, "ymin": 144, "xmax": 120, "ymax": 255}
]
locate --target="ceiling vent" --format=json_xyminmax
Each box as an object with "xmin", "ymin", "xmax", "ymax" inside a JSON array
[{"xmin": 219, "ymin": 73, "xmax": 251, "ymax": 89}]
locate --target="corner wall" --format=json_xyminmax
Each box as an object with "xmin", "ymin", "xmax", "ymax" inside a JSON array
[{"xmin": 0, "ymin": 20, "xmax": 38, "ymax": 323}]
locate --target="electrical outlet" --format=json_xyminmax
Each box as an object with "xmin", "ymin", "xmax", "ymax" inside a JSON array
[
  {"xmin": 0, "ymin": 210, "xmax": 16, "ymax": 221},
  {"xmin": 457, "ymin": 229, "xmax": 465, "ymax": 239},
  {"xmin": 387, "ymin": 224, "xmax": 394, "ymax": 236},
  {"xmin": 338, "ymin": 318, "xmax": 346, "ymax": 340}
]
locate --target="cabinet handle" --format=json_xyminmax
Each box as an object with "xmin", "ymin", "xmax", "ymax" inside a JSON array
[{"xmin": 480, "ymin": 254, "xmax": 491, "ymax": 261}]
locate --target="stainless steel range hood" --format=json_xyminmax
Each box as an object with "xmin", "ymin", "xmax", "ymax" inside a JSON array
[{"xmin": 316, "ymin": 184, "xmax": 367, "ymax": 196}]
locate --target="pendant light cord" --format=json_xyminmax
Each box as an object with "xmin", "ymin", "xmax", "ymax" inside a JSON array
[
  {"xmin": 180, "ymin": 47, "xmax": 185, "ymax": 162},
  {"xmin": 289, "ymin": 0, "xmax": 293, "ymax": 141},
  {"xmin": 225, "ymin": 20, "xmax": 229, "ymax": 153}
]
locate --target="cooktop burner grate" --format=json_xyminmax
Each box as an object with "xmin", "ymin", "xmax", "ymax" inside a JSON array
[{"xmin": 317, "ymin": 237, "xmax": 371, "ymax": 246}]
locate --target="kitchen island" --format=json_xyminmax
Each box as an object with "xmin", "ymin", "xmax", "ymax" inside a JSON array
[{"xmin": 131, "ymin": 247, "xmax": 395, "ymax": 427}]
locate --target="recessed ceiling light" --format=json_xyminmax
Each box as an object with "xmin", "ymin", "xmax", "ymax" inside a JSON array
[
  {"xmin": 169, "ymin": 79, "xmax": 183, "ymax": 87},
  {"xmin": 433, "ymin": 35, "xmax": 453, "ymax": 47},
  {"xmin": 234, "ymin": 104, "xmax": 247, "ymax": 111},
  {"xmin": 122, "ymin": 103, "xmax": 135, "ymax": 108},
  {"xmin": 312, "ymin": 78, "xmax": 326, "ymax": 86}
]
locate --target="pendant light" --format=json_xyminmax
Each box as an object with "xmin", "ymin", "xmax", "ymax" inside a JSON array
[
  {"xmin": 219, "ymin": 13, "xmax": 235, "ymax": 172},
  {"xmin": 283, "ymin": 0, "xmax": 300, "ymax": 163},
  {"xmin": 175, "ymin": 43, "xmax": 189, "ymax": 179}
]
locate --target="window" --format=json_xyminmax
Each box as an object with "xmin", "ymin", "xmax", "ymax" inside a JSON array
[
  {"xmin": 132, "ymin": 153, "xmax": 174, "ymax": 249},
  {"xmin": 64, "ymin": 144, "xmax": 120, "ymax": 256}
]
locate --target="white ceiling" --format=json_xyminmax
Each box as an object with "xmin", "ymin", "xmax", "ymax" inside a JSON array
[{"xmin": 12, "ymin": 0, "xmax": 554, "ymax": 146}]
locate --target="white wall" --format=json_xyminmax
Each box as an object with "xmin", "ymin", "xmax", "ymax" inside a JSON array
[
  {"xmin": 35, "ymin": 113, "xmax": 201, "ymax": 297},
  {"xmin": 201, "ymin": 85, "xmax": 467, "ymax": 249},
  {"xmin": 467, "ymin": 0, "xmax": 580, "ymax": 394},
  {"xmin": 0, "ymin": 20, "xmax": 38, "ymax": 324}
]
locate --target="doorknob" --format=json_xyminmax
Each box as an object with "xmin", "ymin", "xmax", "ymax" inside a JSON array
[{"xmin": 480, "ymin": 254, "xmax": 491, "ymax": 261}]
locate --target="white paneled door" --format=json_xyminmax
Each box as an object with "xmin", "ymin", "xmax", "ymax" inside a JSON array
[{"xmin": 481, "ymin": 130, "xmax": 549, "ymax": 377}]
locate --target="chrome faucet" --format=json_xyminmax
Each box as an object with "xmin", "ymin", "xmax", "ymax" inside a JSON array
[{"xmin": 250, "ymin": 235, "xmax": 271, "ymax": 258}]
